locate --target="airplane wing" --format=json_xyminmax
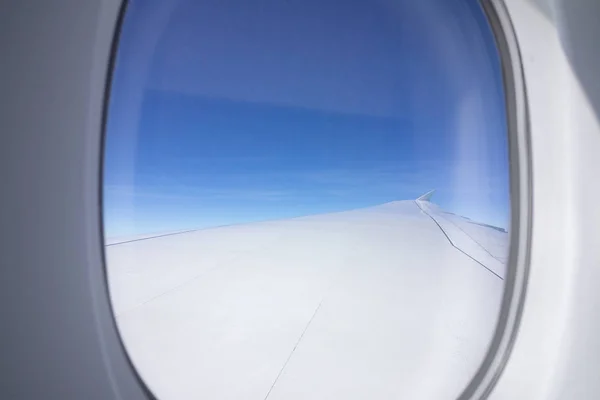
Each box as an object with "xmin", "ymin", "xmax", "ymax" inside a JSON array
[
  {"xmin": 106, "ymin": 193, "xmax": 507, "ymax": 400},
  {"xmin": 416, "ymin": 192, "xmax": 508, "ymax": 279}
]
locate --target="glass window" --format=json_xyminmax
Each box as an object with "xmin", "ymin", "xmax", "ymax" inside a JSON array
[{"xmin": 103, "ymin": 0, "xmax": 510, "ymax": 398}]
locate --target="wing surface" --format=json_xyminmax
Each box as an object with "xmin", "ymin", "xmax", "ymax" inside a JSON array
[
  {"xmin": 106, "ymin": 197, "xmax": 506, "ymax": 400},
  {"xmin": 416, "ymin": 197, "xmax": 508, "ymax": 279}
]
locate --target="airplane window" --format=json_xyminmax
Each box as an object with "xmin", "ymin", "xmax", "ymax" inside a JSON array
[{"xmin": 103, "ymin": 0, "xmax": 511, "ymax": 399}]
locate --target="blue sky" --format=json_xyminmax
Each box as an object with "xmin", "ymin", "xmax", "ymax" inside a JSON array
[{"xmin": 104, "ymin": 0, "xmax": 510, "ymax": 237}]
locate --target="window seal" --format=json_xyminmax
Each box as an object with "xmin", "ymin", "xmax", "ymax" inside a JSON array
[
  {"xmin": 98, "ymin": 0, "xmax": 158, "ymax": 398},
  {"xmin": 458, "ymin": 0, "xmax": 533, "ymax": 398}
]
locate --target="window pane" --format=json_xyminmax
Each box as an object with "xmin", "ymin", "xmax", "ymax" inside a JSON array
[{"xmin": 104, "ymin": 0, "xmax": 510, "ymax": 399}]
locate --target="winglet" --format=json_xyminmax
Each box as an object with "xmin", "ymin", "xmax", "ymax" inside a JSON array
[{"xmin": 416, "ymin": 190, "xmax": 435, "ymax": 202}]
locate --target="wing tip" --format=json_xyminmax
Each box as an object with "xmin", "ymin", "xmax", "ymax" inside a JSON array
[{"xmin": 416, "ymin": 189, "xmax": 435, "ymax": 201}]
